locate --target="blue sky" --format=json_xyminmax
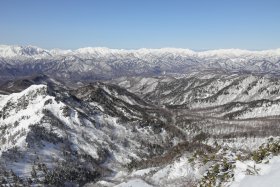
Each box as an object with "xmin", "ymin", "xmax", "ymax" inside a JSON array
[{"xmin": 0, "ymin": 0, "xmax": 279, "ymax": 50}]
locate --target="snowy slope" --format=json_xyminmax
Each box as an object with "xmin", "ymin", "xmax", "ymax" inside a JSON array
[
  {"xmin": 115, "ymin": 179, "xmax": 153, "ymax": 187},
  {"xmin": 0, "ymin": 85, "xmax": 50, "ymax": 155},
  {"xmin": 232, "ymin": 156, "xmax": 280, "ymax": 187},
  {"xmin": 117, "ymin": 74, "xmax": 280, "ymax": 119},
  {"xmin": 0, "ymin": 82, "xmax": 184, "ymax": 186}
]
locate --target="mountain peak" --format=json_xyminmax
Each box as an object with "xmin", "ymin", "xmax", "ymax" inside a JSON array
[{"xmin": 0, "ymin": 45, "xmax": 51, "ymax": 58}]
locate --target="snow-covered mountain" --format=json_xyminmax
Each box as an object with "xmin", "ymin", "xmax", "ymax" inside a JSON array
[
  {"xmin": 2, "ymin": 74, "xmax": 280, "ymax": 186},
  {"xmin": 2, "ymin": 45, "xmax": 280, "ymax": 58},
  {"xmin": 1, "ymin": 45, "xmax": 280, "ymax": 82},
  {"xmin": 114, "ymin": 74, "xmax": 280, "ymax": 120},
  {"xmin": 0, "ymin": 77, "xmax": 188, "ymax": 186},
  {"xmin": 0, "ymin": 45, "xmax": 51, "ymax": 58},
  {"xmin": 2, "ymin": 44, "xmax": 280, "ymax": 186}
]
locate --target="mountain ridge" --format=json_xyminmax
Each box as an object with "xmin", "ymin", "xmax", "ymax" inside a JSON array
[
  {"xmin": 1, "ymin": 44, "xmax": 280, "ymax": 83},
  {"xmin": 1, "ymin": 44, "xmax": 280, "ymax": 58}
]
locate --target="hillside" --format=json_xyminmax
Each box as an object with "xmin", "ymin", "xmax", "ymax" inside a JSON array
[{"xmin": 1, "ymin": 74, "xmax": 280, "ymax": 186}]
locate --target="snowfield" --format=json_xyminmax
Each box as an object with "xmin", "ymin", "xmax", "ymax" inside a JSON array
[
  {"xmin": 233, "ymin": 156, "xmax": 280, "ymax": 187},
  {"xmin": 115, "ymin": 179, "xmax": 153, "ymax": 187}
]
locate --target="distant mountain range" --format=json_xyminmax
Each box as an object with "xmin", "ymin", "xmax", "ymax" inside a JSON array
[{"xmin": 1, "ymin": 45, "xmax": 280, "ymax": 83}]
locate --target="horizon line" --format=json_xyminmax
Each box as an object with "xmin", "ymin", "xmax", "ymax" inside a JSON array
[{"xmin": 1, "ymin": 44, "xmax": 280, "ymax": 53}]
